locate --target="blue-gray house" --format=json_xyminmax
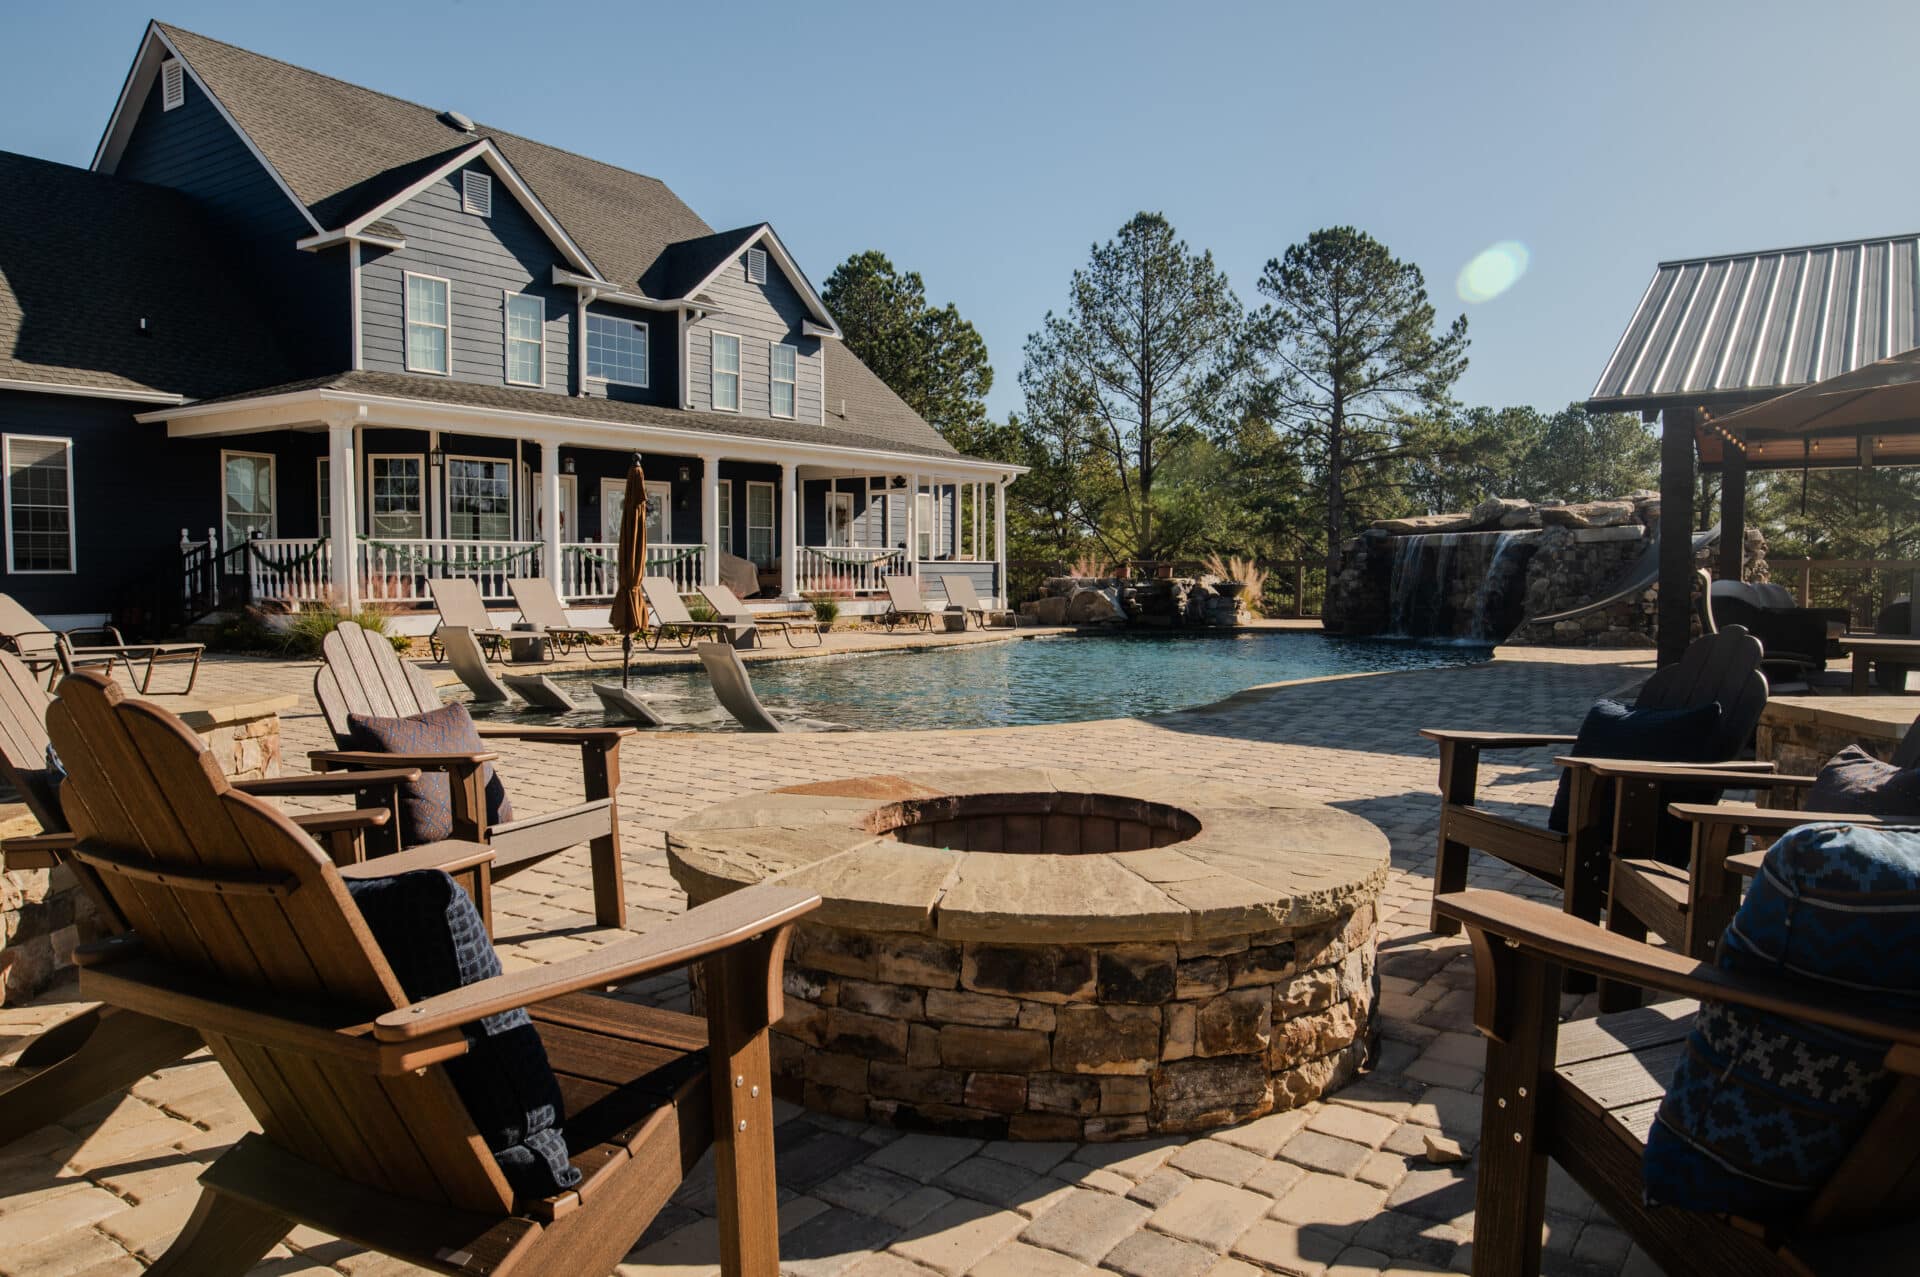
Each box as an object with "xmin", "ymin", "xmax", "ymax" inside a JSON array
[{"xmin": 0, "ymin": 21, "xmax": 1021, "ymax": 629}]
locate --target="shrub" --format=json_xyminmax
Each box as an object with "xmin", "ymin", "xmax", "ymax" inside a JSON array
[
  {"xmin": 1069, "ymin": 552, "xmax": 1109, "ymax": 579},
  {"xmin": 280, "ymin": 604, "xmax": 402, "ymax": 657},
  {"xmin": 806, "ymin": 593, "xmax": 840, "ymax": 626},
  {"xmin": 686, "ymin": 598, "xmax": 720, "ymax": 623},
  {"xmin": 1204, "ymin": 554, "xmax": 1270, "ymax": 618}
]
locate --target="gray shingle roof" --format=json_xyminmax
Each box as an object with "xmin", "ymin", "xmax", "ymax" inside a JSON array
[
  {"xmin": 191, "ymin": 369, "xmax": 978, "ymax": 462},
  {"xmin": 0, "ymin": 150, "xmax": 294, "ymax": 400},
  {"xmin": 639, "ymin": 226, "xmax": 765, "ymax": 301}
]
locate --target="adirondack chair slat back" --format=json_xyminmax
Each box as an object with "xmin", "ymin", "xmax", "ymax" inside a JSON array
[
  {"xmin": 643, "ymin": 577, "xmax": 694, "ymax": 625},
  {"xmin": 47, "ymin": 671, "xmax": 516, "ymax": 1214},
  {"xmin": 315, "ymin": 622, "xmax": 442, "ymax": 746},
  {"xmin": 1634, "ymin": 625, "xmax": 1768, "ymax": 759},
  {"xmin": 0, "ymin": 650, "xmax": 60, "ymax": 831}
]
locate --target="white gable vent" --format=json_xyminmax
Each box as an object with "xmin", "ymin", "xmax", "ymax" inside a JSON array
[
  {"xmin": 746, "ymin": 247, "xmax": 768, "ymax": 285},
  {"xmin": 462, "ymin": 170, "xmax": 493, "ymax": 217},
  {"xmin": 161, "ymin": 59, "xmax": 185, "ymax": 111}
]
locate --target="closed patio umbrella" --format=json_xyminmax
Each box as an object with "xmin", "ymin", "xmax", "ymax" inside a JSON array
[{"xmin": 607, "ymin": 460, "xmax": 648, "ymax": 687}]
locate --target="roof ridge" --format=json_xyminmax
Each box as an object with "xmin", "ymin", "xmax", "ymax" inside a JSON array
[{"xmin": 1658, "ymin": 231, "xmax": 1920, "ymax": 270}]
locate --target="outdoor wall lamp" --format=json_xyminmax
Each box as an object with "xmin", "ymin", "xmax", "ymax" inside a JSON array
[
  {"xmin": 563, "ymin": 456, "xmax": 576, "ymax": 474},
  {"xmin": 677, "ymin": 463, "xmax": 692, "ymax": 482},
  {"xmin": 429, "ymin": 445, "xmax": 445, "ymax": 471}
]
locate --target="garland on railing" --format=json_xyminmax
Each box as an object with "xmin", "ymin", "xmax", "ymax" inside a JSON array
[
  {"xmin": 803, "ymin": 548, "xmax": 903, "ymax": 568},
  {"xmin": 245, "ymin": 537, "xmax": 328, "ymax": 571},
  {"xmin": 563, "ymin": 544, "xmax": 704, "ymax": 569},
  {"xmin": 358, "ymin": 538, "xmax": 542, "ymax": 572}
]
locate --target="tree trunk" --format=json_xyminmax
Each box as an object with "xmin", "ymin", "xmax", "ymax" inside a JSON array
[{"xmin": 1325, "ymin": 406, "xmax": 1345, "ymax": 576}]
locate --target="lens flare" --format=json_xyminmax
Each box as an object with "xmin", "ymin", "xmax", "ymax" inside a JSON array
[{"xmin": 1457, "ymin": 241, "xmax": 1530, "ymax": 303}]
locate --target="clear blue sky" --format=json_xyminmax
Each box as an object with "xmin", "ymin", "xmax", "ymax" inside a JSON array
[{"xmin": 7, "ymin": 2, "xmax": 1917, "ymax": 421}]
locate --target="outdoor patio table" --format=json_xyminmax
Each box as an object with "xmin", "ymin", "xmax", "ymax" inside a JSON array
[{"xmin": 1838, "ymin": 635, "xmax": 1920, "ymax": 694}]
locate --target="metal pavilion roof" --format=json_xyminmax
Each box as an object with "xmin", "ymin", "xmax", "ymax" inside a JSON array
[{"xmin": 1588, "ymin": 234, "xmax": 1920, "ymax": 413}]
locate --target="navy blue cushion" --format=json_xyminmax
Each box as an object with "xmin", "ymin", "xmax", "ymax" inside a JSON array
[
  {"xmin": 346, "ymin": 701, "xmax": 512, "ymax": 844},
  {"xmin": 346, "ymin": 869, "xmax": 578, "ymax": 1199},
  {"xmin": 1643, "ymin": 822, "xmax": 1920, "ymax": 1217},
  {"xmin": 1547, "ymin": 697, "xmax": 1724, "ymax": 839},
  {"xmin": 1806, "ymin": 745, "xmax": 1920, "ymax": 819}
]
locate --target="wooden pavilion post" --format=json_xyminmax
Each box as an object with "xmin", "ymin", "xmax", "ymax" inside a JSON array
[
  {"xmin": 1658, "ymin": 407, "xmax": 1700, "ymax": 666},
  {"xmin": 1718, "ymin": 442, "xmax": 1747, "ymax": 584}
]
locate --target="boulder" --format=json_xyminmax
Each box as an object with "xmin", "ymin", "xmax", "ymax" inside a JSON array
[
  {"xmin": 1375, "ymin": 512, "xmax": 1473, "ymax": 535},
  {"xmin": 1030, "ymin": 594, "xmax": 1070, "ymax": 626},
  {"xmin": 1470, "ymin": 497, "xmax": 1533, "ymax": 530},
  {"xmin": 1066, "ymin": 587, "xmax": 1123, "ymax": 624},
  {"xmin": 1538, "ymin": 500, "xmax": 1635, "ymax": 529}
]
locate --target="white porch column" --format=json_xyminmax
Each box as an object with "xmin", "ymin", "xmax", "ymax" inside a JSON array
[
  {"xmin": 427, "ymin": 429, "xmax": 443, "ymax": 539},
  {"xmin": 906, "ymin": 471, "xmax": 921, "ymax": 578},
  {"xmin": 541, "ymin": 440, "xmax": 563, "ymax": 600},
  {"xmin": 780, "ymin": 461, "xmax": 800, "ymax": 599},
  {"xmin": 702, "ymin": 455, "xmax": 722, "ymax": 586},
  {"xmin": 994, "ymin": 478, "xmax": 1009, "ymax": 605},
  {"xmin": 326, "ymin": 421, "xmax": 360, "ymax": 609}
]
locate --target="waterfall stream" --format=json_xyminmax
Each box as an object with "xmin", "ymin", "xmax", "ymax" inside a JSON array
[{"xmin": 1384, "ymin": 530, "xmax": 1539, "ymax": 640}]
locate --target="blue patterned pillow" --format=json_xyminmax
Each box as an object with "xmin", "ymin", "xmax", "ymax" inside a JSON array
[
  {"xmin": 346, "ymin": 869, "xmax": 578, "ymax": 1200},
  {"xmin": 347, "ymin": 701, "xmax": 512, "ymax": 844},
  {"xmin": 1643, "ymin": 822, "xmax": 1920, "ymax": 1217}
]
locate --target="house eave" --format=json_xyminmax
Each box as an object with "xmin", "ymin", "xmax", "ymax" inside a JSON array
[
  {"xmin": 296, "ymin": 228, "xmax": 407, "ymax": 253},
  {"xmin": 0, "ymin": 377, "xmax": 186, "ymax": 406}
]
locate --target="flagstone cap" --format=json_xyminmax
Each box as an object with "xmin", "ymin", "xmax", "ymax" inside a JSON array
[{"xmin": 667, "ymin": 768, "xmax": 1389, "ymax": 943}]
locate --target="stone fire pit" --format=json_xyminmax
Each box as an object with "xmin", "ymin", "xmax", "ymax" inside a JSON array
[{"xmin": 667, "ymin": 768, "xmax": 1388, "ymax": 1140}]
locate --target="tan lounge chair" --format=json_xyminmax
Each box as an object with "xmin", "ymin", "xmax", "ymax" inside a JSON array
[
  {"xmin": 880, "ymin": 576, "xmax": 938, "ymax": 632},
  {"xmin": 441, "ymin": 624, "xmax": 576, "ymax": 712},
  {"xmin": 939, "ymin": 574, "xmax": 990, "ymax": 630},
  {"xmin": 698, "ymin": 583, "xmax": 822, "ymax": 649},
  {"xmin": 510, "ymin": 577, "xmax": 619, "ymax": 659},
  {"xmin": 0, "ymin": 593, "xmax": 202, "ymax": 693},
  {"xmin": 45, "ymin": 667, "xmax": 818, "ymax": 1277},
  {"xmin": 427, "ymin": 577, "xmax": 524, "ymax": 662},
  {"xmin": 695, "ymin": 642, "xmax": 846, "ymax": 733},
  {"xmin": 642, "ymin": 577, "xmax": 749, "ymax": 651}
]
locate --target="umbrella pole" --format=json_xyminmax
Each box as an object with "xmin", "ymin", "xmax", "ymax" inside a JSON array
[{"xmin": 622, "ymin": 634, "xmax": 632, "ymax": 688}]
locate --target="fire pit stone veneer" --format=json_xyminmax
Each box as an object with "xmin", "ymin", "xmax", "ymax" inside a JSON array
[{"xmin": 667, "ymin": 769, "xmax": 1388, "ymax": 1140}]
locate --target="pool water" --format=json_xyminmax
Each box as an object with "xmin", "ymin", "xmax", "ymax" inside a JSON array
[{"xmin": 469, "ymin": 631, "xmax": 1490, "ymax": 732}]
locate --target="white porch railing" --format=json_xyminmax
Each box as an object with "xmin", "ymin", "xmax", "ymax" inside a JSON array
[
  {"xmin": 359, "ymin": 539, "xmax": 544, "ymax": 604},
  {"xmin": 797, "ymin": 546, "xmax": 906, "ymax": 596},
  {"xmin": 244, "ymin": 537, "xmax": 334, "ymax": 606},
  {"xmin": 560, "ymin": 542, "xmax": 706, "ymax": 597}
]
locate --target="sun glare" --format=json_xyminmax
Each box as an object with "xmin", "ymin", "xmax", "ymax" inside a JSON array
[{"xmin": 1457, "ymin": 240, "xmax": 1530, "ymax": 303}]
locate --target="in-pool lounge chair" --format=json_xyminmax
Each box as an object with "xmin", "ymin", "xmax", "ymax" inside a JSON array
[
  {"xmin": 510, "ymin": 577, "xmax": 620, "ymax": 659},
  {"xmin": 313, "ymin": 621, "xmax": 634, "ymax": 928},
  {"xmin": 0, "ymin": 593, "xmax": 203, "ymax": 693},
  {"xmin": 698, "ymin": 583, "xmax": 822, "ymax": 649},
  {"xmin": 695, "ymin": 642, "xmax": 845, "ymax": 733},
  {"xmin": 879, "ymin": 576, "xmax": 938, "ymax": 632},
  {"xmin": 42, "ymin": 668, "xmax": 819, "ymax": 1277},
  {"xmin": 939, "ymin": 574, "xmax": 990, "ymax": 630},
  {"xmin": 427, "ymin": 578, "xmax": 525, "ymax": 662},
  {"xmin": 642, "ymin": 577, "xmax": 749, "ymax": 651},
  {"xmin": 441, "ymin": 625, "xmax": 577, "ymax": 712}
]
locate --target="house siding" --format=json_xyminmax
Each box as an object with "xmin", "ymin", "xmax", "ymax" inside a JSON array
[
  {"xmin": 113, "ymin": 68, "xmax": 349, "ymax": 374},
  {"xmin": 358, "ymin": 163, "xmax": 573, "ymax": 391},
  {"xmin": 684, "ymin": 253, "xmax": 823, "ymax": 422}
]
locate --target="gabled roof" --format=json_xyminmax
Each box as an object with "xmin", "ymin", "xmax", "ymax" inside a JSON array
[
  {"xmin": 640, "ymin": 227, "xmax": 765, "ymax": 300},
  {"xmin": 0, "ymin": 150, "xmax": 293, "ymax": 401},
  {"xmin": 1589, "ymin": 233, "xmax": 1920, "ymax": 413}
]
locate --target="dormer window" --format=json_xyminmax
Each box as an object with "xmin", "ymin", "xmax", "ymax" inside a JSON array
[
  {"xmin": 161, "ymin": 59, "xmax": 185, "ymax": 111},
  {"xmin": 746, "ymin": 248, "xmax": 767, "ymax": 285},
  {"xmin": 462, "ymin": 170, "xmax": 492, "ymax": 217}
]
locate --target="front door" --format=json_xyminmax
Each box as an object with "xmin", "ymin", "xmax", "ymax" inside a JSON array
[
  {"xmin": 601, "ymin": 478, "xmax": 672, "ymax": 544},
  {"xmin": 826, "ymin": 491, "xmax": 855, "ymax": 547},
  {"xmin": 535, "ymin": 474, "xmax": 576, "ymax": 541}
]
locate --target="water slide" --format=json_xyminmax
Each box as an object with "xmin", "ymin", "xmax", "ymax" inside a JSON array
[{"xmin": 1526, "ymin": 526, "xmax": 1719, "ymax": 626}]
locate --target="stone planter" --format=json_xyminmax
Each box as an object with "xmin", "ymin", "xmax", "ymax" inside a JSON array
[{"xmin": 668, "ymin": 769, "xmax": 1388, "ymax": 1140}]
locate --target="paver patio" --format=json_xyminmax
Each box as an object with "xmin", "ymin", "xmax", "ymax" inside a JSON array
[{"xmin": 0, "ymin": 642, "xmax": 1658, "ymax": 1276}]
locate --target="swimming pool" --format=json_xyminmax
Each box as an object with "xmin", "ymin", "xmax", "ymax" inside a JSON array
[{"xmin": 469, "ymin": 631, "xmax": 1490, "ymax": 731}]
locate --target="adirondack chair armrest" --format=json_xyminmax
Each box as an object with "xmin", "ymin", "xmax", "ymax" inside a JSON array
[
  {"xmin": 335, "ymin": 840, "xmax": 495, "ymax": 879},
  {"xmin": 470, "ymin": 725, "xmax": 634, "ymax": 747},
  {"xmin": 1556, "ymin": 756, "xmax": 1778, "ymax": 776},
  {"xmin": 235, "ymin": 767, "xmax": 423, "ymax": 797},
  {"xmin": 1668, "ymin": 801, "xmax": 1886, "ymax": 832},
  {"xmin": 2, "ymin": 829, "xmax": 75, "ymax": 870},
  {"xmin": 289, "ymin": 808, "xmax": 390, "ymax": 837},
  {"xmin": 1436, "ymin": 889, "xmax": 1920, "ymax": 1051},
  {"xmin": 1557, "ymin": 759, "xmax": 1805, "ymax": 787},
  {"xmin": 310, "ymin": 749, "xmax": 500, "ymax": 770},
  {"xmin": 371, "ymin": 882, "xmax": 821, "ymax": 1042},
  {"xmin": 1419, "ymin": 729, "xmax": 1579, "ymax": 749}
]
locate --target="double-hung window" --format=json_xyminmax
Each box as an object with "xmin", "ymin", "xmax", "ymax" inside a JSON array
[
  {"xmin": 746, "ymin": 480, "xmax": 774, "ymax": 567},
  {"xmin": 369, "ymin": 455, "xmax": 425, "ymax": 538},
  {"xmin": 447, "ymin": 457, "xmax": 512, "ymax": 540},
  {"xmin": 711, "ymin": 333, "xmax": 740, "ymax": 411},
  {"xmin": 504, "ymin": 293, "xmax": 544, "ymax": 386},
  {"xmin": 316, "ymin": 459, "xmax": 331, "ymax": 536},
  {"xmin": 585, "ymin": 314, "xmax": 648, "ymax": 386},
  {"xmin": 770, "ymin": 343, "xmax": 797, "ymax": 418},
  {"xmin": 405, "ymin": 273, "xmax": 451, "ymax": 375},
  {"xmin": 4, "ymin": 436, "xmax": 74, "ymax": 573},
  {"xmin": 715, "ymin": 481, "xmax": 732, "ymax": 556}
]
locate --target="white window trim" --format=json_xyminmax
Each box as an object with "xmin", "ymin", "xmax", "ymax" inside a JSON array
[
  {"xmin": 444, "ymin": 454, "xmax": 514, "ymax": 541},
  {"xmin": 715, "ymin": 480, "xmax": 732, "ymax": 555},
  {"xmin": 403, "ymin": 271, "xmax": 452, "ymax": 376},
  {"xmin": 365, "ymin": 453, "xmax": 427, "ymax": 539},
  {"xmin": 316, "ymin": 456, "xmax": 331, "ymax": 537},
  {"xmin": 584, "ymin": 313, "xmax": 650, "ymax": 388},
  {"xmin": 825, "ymin": 490, "xmax": 855, "ymax": 547},
  {"xmin": 503, "ymin": 291, "xmax": 545, "ymax": 388},
  {"xmin": 161, "ymin": 59, "xmax": 184, "ymax": 111},
  {"xmin": 769, "ymin": 341, "xmax": 797, "ymax": 419},
  {"xmin": 746, "ymin": 479, "xmax": 775, "ymax": 566},
  {"xmin": 462, "ymin": 169, "xmax": 493, "ymax": 217},
  {"xmin": 710, "ymin": 330, "xmax": 742, "ymax": 413},
  {"xmin": 644, "ymin": 480, "xmax": 674, "ymax": 545},
  {"xmin": 221, "ymin": 449, "xmax": 277, "ymax": 545},
  {"xmin": 3, "ymin": 434, "xmax": 76, "ymax": 575},
  {"xmin": 916, "ymin": 491, "xmax": 934, "ymax": 561}
]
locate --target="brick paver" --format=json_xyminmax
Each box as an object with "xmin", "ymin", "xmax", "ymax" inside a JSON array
[{"xmin": 0, "ymin": 644, "xmax": 1657, "ymax": 1274}]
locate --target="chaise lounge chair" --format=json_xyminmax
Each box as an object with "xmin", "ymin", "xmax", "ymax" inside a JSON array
[
  {"xmin": 510, "ymin": 577, "xmax": 620, "ymax": 659},
  {"xmin": 0, "ymin": 593, "xmax": 203, "ymax": 693},
  {"xmin": 939, "ymin": 574, "xmax": 991, "ymax": 630},
  {"xmin": 879, "ymin": 576, "xmax": 938, "ymax": 632},
  {"xmin": 427, "ymin": 577, "xmax": 525, "ymax": 662},
  {"xmin": 43, "ymin": 668, "xmax": 819, "ymax": 1277},
  {"xmin": 641, "ymin": 577, "xmax": 749, "ymax": 651},
  {"xmin": 698, "ymin": 583, "xmax": 822, "ymax": 649}
]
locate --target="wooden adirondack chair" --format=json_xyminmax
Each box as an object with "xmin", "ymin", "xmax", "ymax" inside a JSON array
[
  {"xmin": 45, "ymin": 669, "xmax": 818, "ymax": 1276},
  {"xmin": 312, "ymin": 621, "xmax": 633, "ymax": 928},
  {"xmin": 1436, "ymin": 889, "xmax": 1920, "ymax": 1275},
  {"xmin": 1421, "ymin": 626, "xmax": 1770, "ymax": 940},
  {"xmin": 0, "ymin": 650, "xmax": 492, "ymax": 1150}
]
